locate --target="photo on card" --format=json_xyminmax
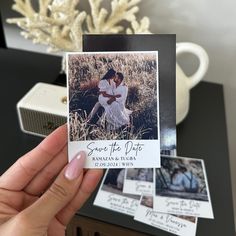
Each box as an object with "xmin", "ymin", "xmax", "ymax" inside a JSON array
[
  {"xmin": 123, "ymin": 168, "xmax": 154, "ymax": 195},
  {"xmin": 67, "ymin": 51, "xmax": 160, "ymax": 168},
  {"xmin": 154, "ymin": 156, "xmax": 214, "ymax": 219},
  {"xmin": 134, "ymin": 195, "xmax": 198, "ymax": 236},
  {"xmin": 94, "ymin": 168, "xmax": 140, "ymax": 216},
  {"xmin": 140, "ymin": 195, "xmax": 154, "ymax": 208}
]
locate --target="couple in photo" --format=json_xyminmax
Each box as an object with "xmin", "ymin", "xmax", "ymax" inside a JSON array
[
  {"xmin": 168, "ymin": 165, "xmax": 199, "ymax": 193},
  {"xmin": 87, "ymin": 68, "xmax": 132, "ymax": 130}
]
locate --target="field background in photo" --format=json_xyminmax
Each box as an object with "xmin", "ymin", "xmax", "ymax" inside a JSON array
[{"xmin": 68, "ymin": 53, "xmax": 158, "ymax": 141}]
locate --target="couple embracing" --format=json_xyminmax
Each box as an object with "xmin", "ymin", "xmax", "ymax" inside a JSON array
[{"xmin": 88, "ymin": 69, "xmax": 132, "ymax": 130}]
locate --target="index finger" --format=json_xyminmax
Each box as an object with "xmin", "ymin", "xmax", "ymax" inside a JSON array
[
  {"xmin": 56, "ymin": 169, "xmax": 104, "ymax": 226},
  {"xmin": 0, "ymin": 124, "xmax": 68, "ymax": 191}
]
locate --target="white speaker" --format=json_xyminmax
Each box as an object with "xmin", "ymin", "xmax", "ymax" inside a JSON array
[{"xmin": 17, "ymin": 82, "xmax": 67, "ymax": 137}]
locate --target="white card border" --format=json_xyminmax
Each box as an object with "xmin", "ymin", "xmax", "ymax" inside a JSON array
[{"xmin": 67, "ymin": 51, "xmax": 160, "ymax": 169}]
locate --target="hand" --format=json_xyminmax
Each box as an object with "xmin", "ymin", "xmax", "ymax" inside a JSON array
[
  {"xmin": 107, "ymin": 97, "xmax": 116, "ymax": 105},
  {"xmin": 0, "ymin": 125, "xmax": 103, "ymax": 236}
]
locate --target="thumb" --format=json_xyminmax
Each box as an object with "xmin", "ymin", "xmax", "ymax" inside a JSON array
[{"xmin": 21, "ymin": 151, "xmax": 86, "ymax": 226}]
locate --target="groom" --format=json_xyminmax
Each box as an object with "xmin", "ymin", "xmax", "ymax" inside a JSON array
[{"xmin": 107, "ymin": 72, "xmax": 128, "ymax": 106}]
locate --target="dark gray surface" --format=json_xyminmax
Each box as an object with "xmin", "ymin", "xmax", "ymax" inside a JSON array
[
  {"xmin": 0, "ymin": 48, "xmax": 235, "ymax": 235},
  {"xmin": 177, "ymin": 82, "xmax": 235, "ymax": 235},
  {"xmin": 0, "ymin": 48, "xmax": 61, "ymax": 171},
  {"xmin": 79, "ymin": 82, "xmax": 235, "ymax": 236}
]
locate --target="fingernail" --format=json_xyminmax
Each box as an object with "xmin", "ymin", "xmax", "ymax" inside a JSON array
[{"xmin": 65, "ymin": 151, "xmax": 86, "ymax": 180}]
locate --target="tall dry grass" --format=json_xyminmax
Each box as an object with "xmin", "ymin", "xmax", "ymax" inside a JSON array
[{"xmin": 69, "ymin": 110, "xmax": 150, "ymax": 141}]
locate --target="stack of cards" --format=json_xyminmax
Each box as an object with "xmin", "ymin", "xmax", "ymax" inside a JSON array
[
  {"xmin": 134, "ymin": 155, "xmax": 214, "ymax": 236},
  {"xmin": 91, "ymin": 156, "xmax": 213, "ymax": 236},
  {"xmin": 92, "ymin": 155, "xmax": 213, "ymax": 236},
  {"xmin": 67, "ymin": 35, "xmax": 214, "ymax": 236}
]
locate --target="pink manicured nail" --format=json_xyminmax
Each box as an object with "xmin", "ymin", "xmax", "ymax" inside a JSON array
[{"xmin": 65, "ymin": 152, "xmax": 86, "ymax": 180}]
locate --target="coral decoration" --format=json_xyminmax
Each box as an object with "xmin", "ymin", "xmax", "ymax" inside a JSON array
[{"xmin": 7, "ymin": 0, "xmax": 151, "ymax": 52}]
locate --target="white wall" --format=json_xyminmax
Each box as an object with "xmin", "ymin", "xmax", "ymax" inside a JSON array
[{"xmin": 2, "ymin": 0, "xmax": 236, "ymax": 227}]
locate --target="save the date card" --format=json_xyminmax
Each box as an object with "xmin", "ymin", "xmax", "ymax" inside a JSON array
[
  {"xmin": 94, "ymin": 168, "xmax": 140, "ymax": 216},
  {"xmin": 134, "ymin": 195, "xmax": 198, "ymax": 236},
  {"xmin": 67, "ymin": 51, "xmax": 160, "ymax": 168},
  {"xmin": 154, "ymin": 155, "xmax": 214, "ymax": 219},
  {"xmin": 123, "ymin": 168, "xmax": 154, "ymax": 195}
]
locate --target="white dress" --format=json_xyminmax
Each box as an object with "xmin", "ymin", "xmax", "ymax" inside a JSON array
[{"xmin": 98, "ymin": 80, "xmax": 132, "ymax": 130}]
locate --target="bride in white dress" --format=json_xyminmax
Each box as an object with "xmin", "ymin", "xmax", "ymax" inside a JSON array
[{"xmin": 98, "ymin": 69, "xmax": 117, "ymax": 107}]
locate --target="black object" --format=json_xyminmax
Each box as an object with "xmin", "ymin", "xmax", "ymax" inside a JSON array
[
  {"xmin": 53, "ymin": 72, "xmax": 67, "ymax": 87},
  {"xmin": 0, "ymin": 48, "xmax": 235, "ymax": 236},
  {"xmin": 83, "ymin": 34, "xmax": 176, "ymax": 151},
  {"xmin": 0, "ymin": 12, "xmax": 7, "ymax": 48}
]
